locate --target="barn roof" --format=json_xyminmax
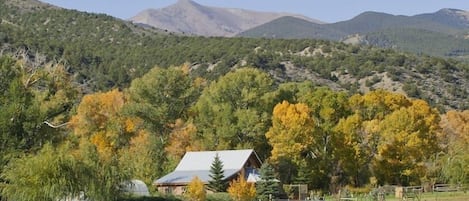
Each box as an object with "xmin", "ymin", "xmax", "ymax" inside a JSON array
[{"xmin": 154, "ymin": 149, "xmax": 261, "ymax": 185}]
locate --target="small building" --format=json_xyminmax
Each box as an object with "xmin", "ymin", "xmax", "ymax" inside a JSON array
[
  {"xmin": 154, "ymin": 149, "xmax": 262, "ymax": 195},
  {"xmin": 122, "ymin": 179, "xmax": 150, "ymax": 197}
]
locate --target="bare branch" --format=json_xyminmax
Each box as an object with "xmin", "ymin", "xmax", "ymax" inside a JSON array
[{"xmin": 44, "ymin": 121, "xmax": 69, "ymax": 128}]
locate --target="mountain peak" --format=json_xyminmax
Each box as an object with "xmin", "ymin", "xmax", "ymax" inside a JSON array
[
  {"xmin": 438, "ymin": 8, "xmax": 464, "ymax": 13},
  {"xmin": 415, "ymin": 8, "xmax": 469, "ymax": 29},
  {"xmin": 130, "ymin": 1, "xmax": 321, "ymax": 37},
  {"xmin": 175, "ymin": 0, "xmax": 200, "ymax": 7}
]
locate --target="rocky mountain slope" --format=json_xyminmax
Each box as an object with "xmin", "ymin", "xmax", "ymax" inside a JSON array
[{"xmin": 129, "ymin": 0, "xmax": 321, "ymax": 36}]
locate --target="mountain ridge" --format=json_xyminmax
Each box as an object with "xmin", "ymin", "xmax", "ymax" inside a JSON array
[
  {"xmin": 239, "ymin": 8, "xmax": 469, "ymax": 59},
  {"xmin": 129, "ymin": 0, "xmax": 322, "ymax": 36}
]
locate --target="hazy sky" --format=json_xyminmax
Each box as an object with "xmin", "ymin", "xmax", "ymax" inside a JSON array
[{"xmin": 39, "ymin": 0, "xmax": 469, "ymax": 23}]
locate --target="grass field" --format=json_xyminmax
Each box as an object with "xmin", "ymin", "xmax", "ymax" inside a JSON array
[
  {"xmin": 326, "ymin": 191, "xmax": 469, "ymax": 201},
  {"xmin": 387, "ymin": 191, "xmax": 469, "ymax": 201}
]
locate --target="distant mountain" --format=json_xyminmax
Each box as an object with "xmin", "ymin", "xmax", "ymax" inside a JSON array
[
  {"xmin": 129, "ymin": 0, "xmax": 321, "ymax": 37},
  {"xmin": 240, "ymin": 8, "xmax": 469, "ymax": 59},
  {"xmin": 238, "ymin": 16, "xmax": 345, "ymax": 40},
  {"xmin": 329, "ymin": 10, "xmax": 464, "ymax": 35},
  {"xmin": 414, "ymin": 8, "xmax": 469, "ymax": 29}
]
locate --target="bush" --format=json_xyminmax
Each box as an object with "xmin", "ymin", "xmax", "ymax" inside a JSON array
[
  {"xmin": 118, "ymin": 195, "xmax": 182, "ymax": 201},
  {"xmin": 207, "ymin": 192, "xmax": 233, "ymax": 201}
]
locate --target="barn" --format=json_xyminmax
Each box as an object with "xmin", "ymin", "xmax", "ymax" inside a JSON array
[{"xmin": 154, "ymin": 149, "xmax": 262, "ymax": 195}]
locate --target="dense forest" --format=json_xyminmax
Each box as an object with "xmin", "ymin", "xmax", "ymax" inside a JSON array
[{"xmin": 0, "ymin": 0, "xmax": 468, "ymax": 200}]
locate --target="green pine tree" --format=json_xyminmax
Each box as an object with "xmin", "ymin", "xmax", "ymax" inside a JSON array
[
  {"xmin": 208, "ymin": 153, "xmax": 227, "ymax": 192},
  {"xmin": 256, "ymin": 162, "xmax": 282, "ymax": 201},
  {"xmin": 294, "ymin": 162, "xmax": 312, "ymax": 185}
]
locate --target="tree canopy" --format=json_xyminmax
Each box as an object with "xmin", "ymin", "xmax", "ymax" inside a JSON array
[{"xmin": 0, "ymin": 56, "xmax": 466, "ymax": 198}]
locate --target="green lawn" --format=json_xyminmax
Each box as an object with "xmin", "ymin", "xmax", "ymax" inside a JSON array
[
  {"xmin": 325, "ymin": 191, "xmax": 469, "ymax": 201},
  {"xmin": 406, "ymin": 191, "xmax": 467, "ymax": 201},
  {"xmin": 382, "ymin": 191, "xmax": 468, "ymax": 201}
]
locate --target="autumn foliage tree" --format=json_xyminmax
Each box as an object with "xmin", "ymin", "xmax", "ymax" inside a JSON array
[
  {"xmin": 440, "ymin": 110, "xmax": 469, "ymax": 184},
  {"xmin": 165, "ymin": 119, "xmax": 199, "ymax": 162},
  {"xmin": 69, "ymin": 89, "xmax": 134, "ymax": 160},
  {"xmin": 334, "ymin": 91, "xmax": 441, "ymax": 186},
  {"xmin": 373, "ymin": 99, "xmax": 441, "ymax": 185},
  {"xmin": 442, "ymin": 110, "xmax": 469, "ymax": 144},
  {"xmin": 266, "ymin": 101, "xmax": 315, "ymax": 165},
  {"xmin": 186, "ymin": 176, "xmax": 206, "ymax": 201},
  {"xmin": 264, "ymin": 89, "xmax": 445, "ymax": 189},
  {"xmin": 266, "ymin": 101, "xmax": 315, "ymax": 183},
  {"xmin": 67, "ymin": 89, "xmax": 137, "ymax": 200},
  {"xmin": 228, "ymin": 172, "xmax": 257, "ymax": 201}
]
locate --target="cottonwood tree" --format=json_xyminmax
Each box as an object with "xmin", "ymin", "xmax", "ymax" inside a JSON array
[
  {"xmin": 335, "ymin": 90, "xmax": 441, "ymax": 186},
  {"xmin": 0, "ymin": 56, "xmax": 79, "ymax": 178},
  {"xmin": 125, "ymin": 65, "xmax": 202, "ymax": 135},
  {"xmin": 68, "ymin": 89, "xmax": 134, "ymax": 200},
  {"xmin": 297, "ymin": 87, "xmax": 350, "ymax": 188},
  {"xmin": 266, "ymin": 101, "xmax": 315, "ymax": 183},
  {"xmin": 373, "ymin": 99, "xmax": 441, "ymax": 185},
  {"xmin": 193, "ymin": 68, "xmax": 273, "ymax": 157},
  {"xmin": 439, "ymin": 110, "xmax": 469, "ymax": 184},
  {"xmin": 124, "ymin": 65, "xmax": 203, "ymax": 176}
]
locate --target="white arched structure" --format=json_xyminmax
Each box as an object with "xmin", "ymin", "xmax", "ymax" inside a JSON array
[{"xmin": 122, "ymin": 179, "xmax": 150, "ymax": 196}]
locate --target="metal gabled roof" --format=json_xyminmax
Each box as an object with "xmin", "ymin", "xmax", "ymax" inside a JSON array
[
  {"xmin": 154, "ymin": 149, "xmax": 261, "ymax": 185},
  {"xmin": 175, "ymin": 149, "xmax": 257, "ymax": 171},
  {"xmin": 155, "ymin": 169, "xmax": 240, "ymax": 185}
]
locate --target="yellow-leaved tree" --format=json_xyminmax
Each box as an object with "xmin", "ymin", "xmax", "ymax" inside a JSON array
[
  {"xmin": 373, "ymin": 99, "xmax": 441, "ymax": 185},
  {"xmin": 334, "ymin": 113, "xmax": 377, "ymax": 187},
  {"xmin": 334, "ymin": 90, "xmax": 441, "ymax": 186},
  {"xmin": 442, "ymin": 110, "xmax": 469, "ymax": 144},
  {"xmin": 228, "ymin": 173, "xmax": 256, "ymax": 201},
  {"xmin": 69, "ymin": 89, "xmax": 130, "ymax": 155},
  {"xmin": 67, "ymin": 89, "xmax": 140, "ymax": 200},
  {"xmin": 165, "ymin": 119, "xmax": 200, "ymax": 161},
  {"xmin": 186, "ymin": 176, "xmax": 206, "ymax": 201},
  {"xmin": 440, "ymin": 110, "xmax": 469, "ymax": 184},
  {"xmin": 266, "ymin": 101, "xmax": 315, "ymax": 165}
]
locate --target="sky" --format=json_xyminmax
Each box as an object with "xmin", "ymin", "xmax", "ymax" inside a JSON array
[{"xmin": 39, "ymin": 0, "xmax": 469, "ymax": 23}]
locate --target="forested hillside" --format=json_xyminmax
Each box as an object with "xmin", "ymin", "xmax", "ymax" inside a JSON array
[
  {"xmin": 1, "ymin": 0, "xmax": 468, "ymax": 111},
  {"xmin": 239, "ymin": 9, "xmax": 469, "ymax": 61},
  {"xmin": 0, "ymin": 1, "xmax": 468, "ymax": 200},
  {"xmin": 359, "ymin": 28, "xmax": 469, "ymax": 58}
]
